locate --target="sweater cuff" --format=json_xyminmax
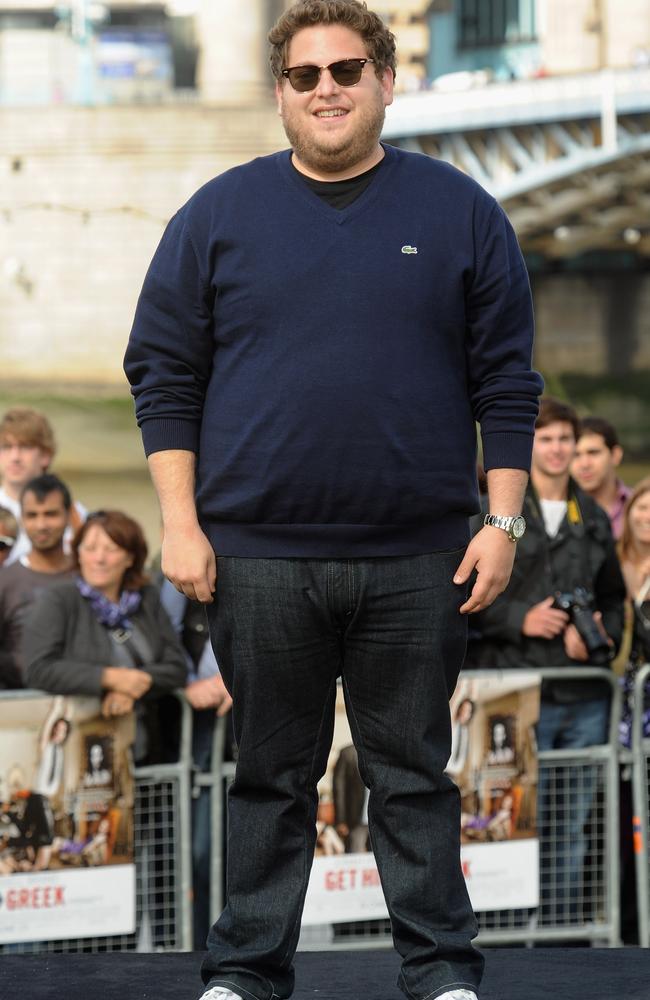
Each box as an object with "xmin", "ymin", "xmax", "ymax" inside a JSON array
[
  {"xmin": 481, "ymin": 430, "xmax": 534, "ymax": 473},
  {"xmin": 141, "ymin": 418, "xmax": 200, "ymax": 457}
]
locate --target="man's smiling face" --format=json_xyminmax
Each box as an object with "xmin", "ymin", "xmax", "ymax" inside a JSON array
[{"xmin": 275, "ymin": 24, "xmax": 394, "ymax": 181}]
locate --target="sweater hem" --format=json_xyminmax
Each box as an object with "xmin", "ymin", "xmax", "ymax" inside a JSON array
[{"xmin": 204, "ymin": 515, "xmax": 470, "ymax": 558}]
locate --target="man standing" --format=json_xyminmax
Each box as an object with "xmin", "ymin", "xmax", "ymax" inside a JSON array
[
  {"xmin": 571, "ymin": 415, "xmax": 631, "ymax": 539},
  {"xmin": 472, "ymin": 398, "xmax": 624, "ymax": 693},
  {"xmin": 124, "ymin": 3, "xmax": 542, "ymax": 998},
  {"xmin": 0, "ymin": 473, "xmax": 74, "ymax": 688},
  {"xmin": 0, "ymin": 407, "xmax": 85, "ymax": 564},
  {"xmin": 470, "ymin": 397, "xmax": 625, "ymax": 918}
]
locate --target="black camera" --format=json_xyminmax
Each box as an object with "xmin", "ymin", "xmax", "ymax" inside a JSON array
[{"xmin": 554, "ymin": 587, "xmax": 611, "ymax": 665}]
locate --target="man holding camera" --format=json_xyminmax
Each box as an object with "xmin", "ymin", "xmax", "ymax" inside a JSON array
[
  {"xmin": 471, "ymin": 396, "xmax": 625, "ymax": 685},
  {"xmin": 469, "ymin": 396, "xmax": 625, "ymax": 917}
]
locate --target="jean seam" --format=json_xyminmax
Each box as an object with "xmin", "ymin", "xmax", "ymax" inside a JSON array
[
  {"xmin": 339, "ymin": 673, "xmax": 391, "ymax": 913},
  {"xmin": 279, "ymin": 673, "xmax": 337, "ymax": 968},
  {"xmin": 326, "ymin": 559, "xmax": 333, "ymax": 615}
]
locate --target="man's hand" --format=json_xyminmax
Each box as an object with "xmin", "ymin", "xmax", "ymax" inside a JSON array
[
  {"xmin": 101, "ymin": 692, "xmax": 135, "ymax": 718},
  {"xmin": 563, "ymin": 610, "xmax": 611, "ymax": 662},
  {"xmin": 455, "ymin": 526, "xmax": 517, "ymax": 614},
  {"xmin": 102, "ymin": 667, "xmax": 153, "ymax": 699},
  {"xmin": 563, "ymin": 623, "xmax": 588, "ymax": 661},
  {"xmin": 162, "ymin": 524, "xmax": 217, "ymax": 604},
  {"xmin": 147, "ymin": 450, "xmax": 217, "ymax": 604},
  {"xmin": 185, "ymin": 675, "xmax": 232, "ymax": 716},
  {"xmin": 522, "ymin": 596, "xmax": 569, "ymax": 639}
]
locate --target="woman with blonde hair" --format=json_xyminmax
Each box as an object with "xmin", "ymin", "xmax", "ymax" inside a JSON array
[
  {"xmin": 617, "ymin": 477, "xmax": 650, "ymax": 941},
  {"xmin": 618, "ymin": 477, "xmax": 650, "ymax": 604},
  {"xmin": 617, "ymin": 477, "xmax": 650, "ymax": 748}
]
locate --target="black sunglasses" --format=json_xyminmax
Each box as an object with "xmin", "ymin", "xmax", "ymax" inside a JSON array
[
  {"xmin": 0, "ymin": 535, "xmax": 16, "ymax": 551},
  {"xmin": 281, "ymin": 58, "xmax": 375, "ymax": 93}
]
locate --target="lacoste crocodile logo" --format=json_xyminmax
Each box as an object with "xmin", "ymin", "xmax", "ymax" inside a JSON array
[{"xmin": 401, "ymin": 245, "xmax": 418, "ymax": 255}]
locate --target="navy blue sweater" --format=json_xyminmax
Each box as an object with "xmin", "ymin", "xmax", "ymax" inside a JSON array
[{"xmin": 124, "ymin": 144, "xmax": 543, "ymax": 557}]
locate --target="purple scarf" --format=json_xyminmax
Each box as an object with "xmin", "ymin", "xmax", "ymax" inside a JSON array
[{"xmin": 76, "ymin": 578, "xmax": 142, "ymax": 630}]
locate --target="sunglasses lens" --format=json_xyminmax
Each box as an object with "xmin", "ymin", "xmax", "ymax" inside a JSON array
[
  {"xmin": 288, "ymin": 66, "xmax": 320, "ymax": 92},
  {"xmin": 331, "ymin": 60, "xmax": 364, "ymax": 86},
  {"xmin": 286, "ymin": 60, "xmax": 366, "ymax": 92}
]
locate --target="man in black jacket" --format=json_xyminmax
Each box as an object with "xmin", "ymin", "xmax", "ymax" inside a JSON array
[
  {"xmin": 469, "ymin": 397, "xmax": 626, "ymax": 921},
  {"xmin": 471, "ymin": 398, "xmax": 625, "ymax": 679}
]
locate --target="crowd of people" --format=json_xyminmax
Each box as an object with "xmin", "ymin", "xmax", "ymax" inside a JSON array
[
  {"xmin": 0, "ymin": 405, "xmax": 230, "ymax": 947},
  {"xmin": 0, "ymin": 401, "xmax": 648, "ymax": 943}
]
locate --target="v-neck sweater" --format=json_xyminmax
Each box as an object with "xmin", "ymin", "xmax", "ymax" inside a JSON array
[{"xmin": 125, "ymin": 144, "xmax": 542, "ymax": 557}]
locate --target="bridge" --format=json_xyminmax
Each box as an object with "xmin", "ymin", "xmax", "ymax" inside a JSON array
[{"xmin": 384, "ymin": 67, "xmax": 650, "ymax": 257}]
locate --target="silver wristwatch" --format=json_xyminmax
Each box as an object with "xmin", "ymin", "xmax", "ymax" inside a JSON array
[{"xmin": 483, "ymin": 513, "xmax": 526, "ymax": 541}]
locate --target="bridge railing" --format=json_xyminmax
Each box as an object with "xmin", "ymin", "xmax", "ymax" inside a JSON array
[{"xmin": 384, "ymin": 66, "xmax": 650, "ymax": 139}]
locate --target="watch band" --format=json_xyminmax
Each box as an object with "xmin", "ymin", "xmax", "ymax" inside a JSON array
[{"xmin": 483, "ymin": 513, "xmax": 526, "ymax": 541}]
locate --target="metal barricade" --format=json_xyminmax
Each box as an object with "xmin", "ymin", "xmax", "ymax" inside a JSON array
[
  {"xmin": 205, "ymin": 665, "xmax": 621, "ymax": 950},
  {"xmin": 476, "ymin": 666, "xmax": 620, "ymax": 947},
  {"xmin": 630, "ymin": 661, "xmax": 650, "ymax": 948},
  {"xmin": 0, "ymin": 689, "xmax": 194, "ymax": 955}
]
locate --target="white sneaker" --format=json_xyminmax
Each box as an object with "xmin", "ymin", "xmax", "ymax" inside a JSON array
[
  {"xmin": 200, "ymin": 988, "xmax": 243, "ymax": 1000},
  {"xmin": 438, "ymin": 991, "xmax": 478, "ymax": 1000}
]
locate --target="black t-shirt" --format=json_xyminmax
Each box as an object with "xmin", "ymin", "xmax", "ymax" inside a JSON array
[{"xmin": 291, "ymin": 157, "xmax": 385, "ymax": 209}]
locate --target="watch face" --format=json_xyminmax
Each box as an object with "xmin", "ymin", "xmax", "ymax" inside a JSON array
[{"xmin": 511, "ymin": 516, "xmax": 526, "ymax": 539}]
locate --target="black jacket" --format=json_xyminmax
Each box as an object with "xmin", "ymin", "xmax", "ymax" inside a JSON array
[{"xmin": 467, "ymin": 481, "xmax": 626, "ymax": 702}]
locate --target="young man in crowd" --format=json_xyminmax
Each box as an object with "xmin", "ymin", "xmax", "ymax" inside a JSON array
[
  {"xmin": 571, "ymin": 415, "xmax": 631, "ymax": 539},
  {"xmin": 125, "ymin": 2, "xmax": 543, "ymax": 998},
  {"xmin": 0, "ymin": 473, "xmax": 74, "ymax": 688},
  {"xmin": 470, "ymin": 397, "xmax": 626, "ymax": 919},
  {"xmin": 0, "ymin": 407, "xmax": 85, "ymax": 564}
]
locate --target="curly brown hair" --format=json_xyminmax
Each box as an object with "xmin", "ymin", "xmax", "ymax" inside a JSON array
[
  {"xmin": 72, "ymin": 509, "xmax": 149, "ymax": 592},
  {"xmin": 269, "ymin": 0, "xmax": 396, "ymax": 82}
]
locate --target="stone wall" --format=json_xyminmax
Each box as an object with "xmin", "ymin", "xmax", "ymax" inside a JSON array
[{"xmin": 0, "ymin": 104, "xmax": 285, "ymax": 384}]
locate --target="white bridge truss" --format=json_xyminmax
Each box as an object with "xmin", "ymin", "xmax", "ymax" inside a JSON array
[{"xmin": 383, "ymin": 68, "xmax": 650, "ymax": 256}]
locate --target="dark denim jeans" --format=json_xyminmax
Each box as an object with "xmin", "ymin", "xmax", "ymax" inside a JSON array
[
  {"xmin": 536, "ymin": 696, "xmax": 610, "ymax": 922},
  {"xmin": 202, "ymin": 553, "xmax": 483, "ymax": 1000}
]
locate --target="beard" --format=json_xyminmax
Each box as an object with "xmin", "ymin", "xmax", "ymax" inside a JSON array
[
  {"xmin": 280, "ymin": 96, "xmax": 387, "ymax": 177},
  {"xmin": 32, "ymin": 539, "xmax": 64, "ymax": 554}
]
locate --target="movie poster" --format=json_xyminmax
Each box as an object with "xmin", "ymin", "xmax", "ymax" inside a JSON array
[
  {"xmin": 449, "ymin": 671, "xmax": 540, "ymax": 911},
  {"xmin": 302, "ymin": 673, "xmax": 540, "ymax": 925},
  {"xmin": 0, "ymin": 694, "xmax": 136, "ymax": 943}
]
